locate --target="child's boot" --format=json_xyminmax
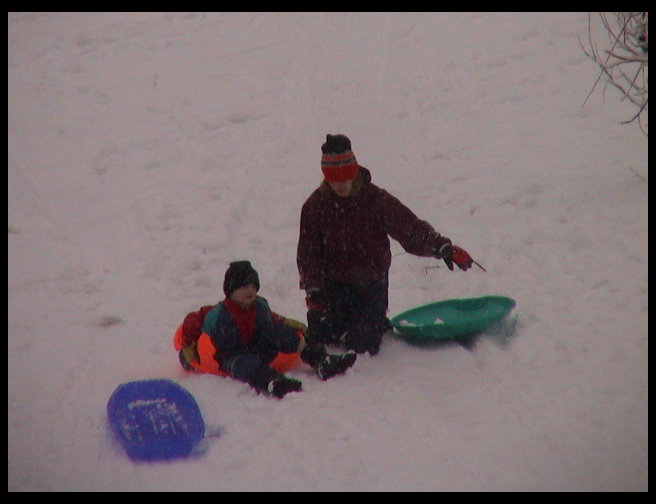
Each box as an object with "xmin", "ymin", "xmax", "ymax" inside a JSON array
[
  {"xmin": 301, "ymin": 342, "xmax": 357, "ymax": 381},
  {"xmin": 248, "ymin": 366, "xmax": 302, "ymax": 399}
]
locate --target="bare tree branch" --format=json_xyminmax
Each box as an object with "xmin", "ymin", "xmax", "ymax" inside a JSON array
[{"xmin": 580, "ymin": 12, "xmax": 648, "ymax": 136}]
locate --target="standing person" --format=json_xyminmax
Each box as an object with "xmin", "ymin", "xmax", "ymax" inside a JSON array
[
  {"xmin": 177, "ymin": 261, "xmax": 356, "ymax": 399},
  {"xmin": 297, "ymin": 134, "xmax": 474, "ymax": 355}
]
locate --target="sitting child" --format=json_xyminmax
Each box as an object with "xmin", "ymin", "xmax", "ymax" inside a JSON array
[{"xmin": 178, "ymin": 261, "xmax": 356, "ymax": 398}]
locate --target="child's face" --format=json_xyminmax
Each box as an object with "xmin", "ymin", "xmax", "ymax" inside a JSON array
[
  {"xmin": 230, "ymin": 283, "xmax": 259, "ymax": 309},
  {"xmin": 327, "ymin": 178, "xmax": 353, "ymax": 197}
]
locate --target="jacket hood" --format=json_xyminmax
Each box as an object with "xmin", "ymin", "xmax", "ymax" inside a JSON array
[{"xmin": 358, "ymin": 166, "xmax": 372, "ymax": 185}]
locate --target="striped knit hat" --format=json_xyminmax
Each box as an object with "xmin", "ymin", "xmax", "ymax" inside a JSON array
[{"xmin": 321, "ymin": 134, "xmax": 359, "ymax": 182}]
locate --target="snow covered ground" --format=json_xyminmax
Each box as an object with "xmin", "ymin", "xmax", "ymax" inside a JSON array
[{"xmin": 8, "ymin": 12, "xmax": 647, "ymax": 491}]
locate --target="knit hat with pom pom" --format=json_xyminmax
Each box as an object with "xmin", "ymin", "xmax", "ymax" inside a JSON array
[{"xmin": 321, "ymin": 134, "xmax": 359, "ymax": 182}]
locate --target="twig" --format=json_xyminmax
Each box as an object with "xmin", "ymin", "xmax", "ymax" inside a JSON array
[
  {"xmin": 425, "ymin": 260, "xmax": 487, "ymax": 273},
  {"xmin": 628, "ymin": 165, "xmax": 648, "ymax": 182}
]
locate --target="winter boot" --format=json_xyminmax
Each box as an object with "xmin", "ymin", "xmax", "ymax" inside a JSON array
[
  {"xmin": 269, "ymin": 374, "xmax": 303, "ymax": 399},
  {"xmin": 248, "ymin": 365, "xmax": 302, "ymax": 399},
  {"xmin": 301, "ymin": 342, "xmax": 357, "ymax": 381}
]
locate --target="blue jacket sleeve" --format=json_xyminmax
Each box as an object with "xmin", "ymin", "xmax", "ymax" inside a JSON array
[{"xmin": 202, "ymin": 304, "xmax": 245, "ymax": 363}]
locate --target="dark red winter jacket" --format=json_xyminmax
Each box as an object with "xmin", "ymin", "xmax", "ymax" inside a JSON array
[{"xmin": 297, "ymin": 166, "xmax": 452, "ymax": 290}]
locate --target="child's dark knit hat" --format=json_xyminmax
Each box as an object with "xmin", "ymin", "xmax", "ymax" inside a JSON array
[
  {"xmin": 223, "ymin": 261, "xmax": 260, "ymax": 296},
  {"xmin": 321, "ymin": 134, "xmax": 359, "ymax": 182}
]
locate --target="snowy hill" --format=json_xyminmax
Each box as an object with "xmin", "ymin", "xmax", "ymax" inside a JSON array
[{"xmin": 8, "ymin": 12, "xmax": 647, "ymax": 491}]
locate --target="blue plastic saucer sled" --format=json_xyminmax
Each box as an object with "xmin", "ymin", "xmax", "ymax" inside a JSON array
[
  {"xmin": 107, "ymin": 379, "xmax": 205, "ymax": 461},
  {"xmin": 390, "ymin": 295, "xmax": 516, "ymax": 343}
]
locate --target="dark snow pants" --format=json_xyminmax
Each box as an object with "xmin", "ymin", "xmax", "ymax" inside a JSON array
[
  {"xmin": 220, "ymin": 322, "xmax": 300, "ymax": 383},
  {"xmin": 305, "ymin": 276, "xmax": 391, "ymax": 355}
]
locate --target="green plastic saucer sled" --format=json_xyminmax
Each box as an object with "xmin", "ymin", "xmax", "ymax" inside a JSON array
[{"xmin": 390, "ymin": 295, "xmax": 516, "ymax": 343}]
